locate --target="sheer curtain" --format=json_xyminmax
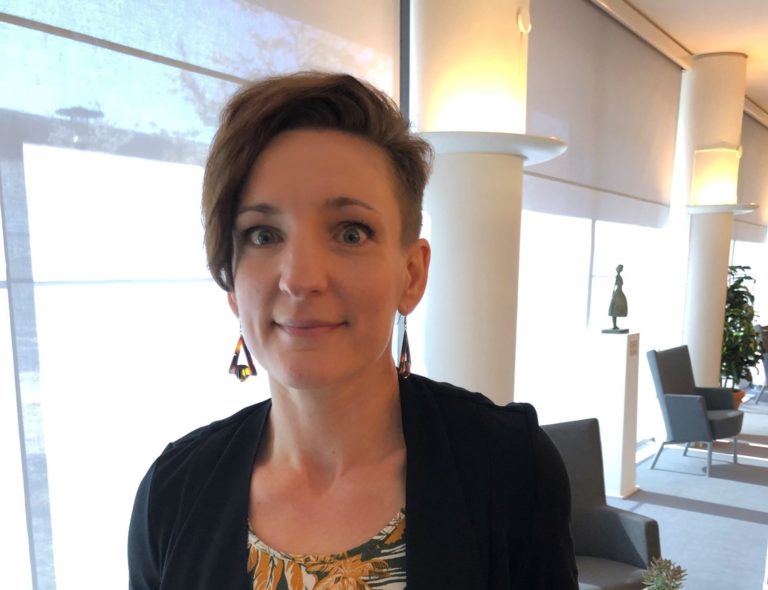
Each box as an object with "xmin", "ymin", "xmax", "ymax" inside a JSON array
[{"xmin": 0, "ymin": 2, "xmax": 399, "ymax": 588}]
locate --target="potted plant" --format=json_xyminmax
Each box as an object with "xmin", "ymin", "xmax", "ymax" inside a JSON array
[
  {"xmin": 721, "ymin": 265, "xmax": 763, "ymax": 406},
  {"xmin": 642, "ymin": 557, "xmax": 687, "ymax": 590}
]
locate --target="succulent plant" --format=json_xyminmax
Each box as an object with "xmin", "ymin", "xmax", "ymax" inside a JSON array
[{"xmin": 642, "ymin": 557, "xmax": 687, "ymax": 590}]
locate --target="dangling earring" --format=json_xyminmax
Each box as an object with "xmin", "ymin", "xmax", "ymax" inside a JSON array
[
  {"xmin": 229, "ymin": 333, "xmax": 257, "ymax": 381},
  {"xmin": 398, "ymin": 315, "xmax": 411, "ymax": 379}
]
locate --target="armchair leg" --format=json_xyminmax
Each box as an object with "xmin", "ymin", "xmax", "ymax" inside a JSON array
[
  {"xmin": 650, "ymin": 442, "xmax": 666, "ymax": 470},
  {"xmin": 706, "ymin": 442, "xmax": 712, "ymax": 477},
  {"xmin": 733, "ymin": 437, "xmax": 738, "ymax": 464},
  {"xmin": 683, "ymin": 442, "xmax": 691, "ymax": 456}
]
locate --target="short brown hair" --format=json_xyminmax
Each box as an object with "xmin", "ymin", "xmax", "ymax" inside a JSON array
[{"xmin": 202, "ymin": 71, "xmax": 433, "ymax": 291}]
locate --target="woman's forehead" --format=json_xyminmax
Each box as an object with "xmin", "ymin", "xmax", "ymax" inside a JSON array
[{"xmin": 240, "ymin": 129, "xmax": 401, "ymax": 213}]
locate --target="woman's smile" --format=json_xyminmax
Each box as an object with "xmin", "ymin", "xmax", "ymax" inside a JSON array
[{"xmin": 275, "ymin": 319, "xmax": 347, "ymax": 337}]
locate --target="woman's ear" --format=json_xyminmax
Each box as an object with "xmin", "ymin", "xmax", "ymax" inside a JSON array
[
  {"xmin": 227, "ymin": 290, "xmax": 240, "ymax": 318},
  {"xmin": 399, "ymin": 238, "xmax": 431, "ymax": 314}
]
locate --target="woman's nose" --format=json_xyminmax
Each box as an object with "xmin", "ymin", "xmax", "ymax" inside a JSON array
[{"xmin": 278, "ymin": 238, "xmax": 328, "ymax": 298}]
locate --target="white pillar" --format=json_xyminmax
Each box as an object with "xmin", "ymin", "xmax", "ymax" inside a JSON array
[
  {"xmin": 685, "ymin": 212, "xmax": 734, "ymax": 385},
  {"xmin": 410, "ymin": 0, "xmax": 563, "ymax": 404},
  {"xmin": 683, "ymin": 53, "xmax": 747, "ymax": 386},
  {"xmin": 423, "ymin": 152, "xmax": 524, "ymax": 402}
]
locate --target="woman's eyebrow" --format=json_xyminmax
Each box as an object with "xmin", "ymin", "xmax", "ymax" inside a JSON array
[
  {"xmin": 236, "ymin": 202, "xmax": 279, "ymax": 215},
  {"xmin": 236, "ymin": 196, "xmax": 377, "ymax": 216},
  {"xmin": 324, "ymin": 195, "xmax": 377, "ymax": 212}
]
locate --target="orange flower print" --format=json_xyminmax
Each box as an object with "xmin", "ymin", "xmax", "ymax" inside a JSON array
[
  {"xmin": 384, "ymin": 517, "xmax": 405, "ymax": 545},
  {"xmin": 249, "ymin": 547, "xmax": 285, "ymax": 590},
  {"xmin": 306, "ymin": 554, "xmax": 389, "ymax": 590},
  {"xmin": 247, "ymin": 511, "xmax": 405, "ymax": 589}
]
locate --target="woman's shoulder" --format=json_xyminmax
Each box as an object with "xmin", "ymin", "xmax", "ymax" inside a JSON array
[
  {"xmin": 129, "ymin": 401, "xmax": 271, "ymax": 585},
  {"xmin": 401, "ymin": 373, "xmax": 539, "ymax": 454},
  {"xmin": 163, "ymin": 399, "xmax": 270, "ymax": 453},
  {"xmin": 147, "ymin": 399, "xmax": 271, "ymax": 490},
  {"xmin": 404, "ymin": 373, "xmax": 537, "ymax": 425}
]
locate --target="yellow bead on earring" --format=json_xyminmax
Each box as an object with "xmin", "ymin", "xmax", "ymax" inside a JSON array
[{"xmin": 229, "ymin": 334, "xmax": 257, "ymax": 381}]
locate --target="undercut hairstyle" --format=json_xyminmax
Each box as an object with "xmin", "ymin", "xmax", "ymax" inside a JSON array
[{"xmin": 202, "ymin": 71, "xmax": 433, "ymax": 291}]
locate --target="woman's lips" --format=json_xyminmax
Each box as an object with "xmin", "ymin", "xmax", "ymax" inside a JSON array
[{"xmin": 275, "ymin": 320, "xmax": 345, "ymax": 336}]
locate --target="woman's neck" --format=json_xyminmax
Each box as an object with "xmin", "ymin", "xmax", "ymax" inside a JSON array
[{"xmin": 264, "ymin": 363, "xmax": 405, "ymax": 484}]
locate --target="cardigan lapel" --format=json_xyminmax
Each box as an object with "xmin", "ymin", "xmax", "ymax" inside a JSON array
[
  {"xmin": 401, "ymin": 376, "xmax": 487, "ymax": 589},
  {"xmin": 161, "ymin": 402, "xmax": 270, "ymax": 590}
]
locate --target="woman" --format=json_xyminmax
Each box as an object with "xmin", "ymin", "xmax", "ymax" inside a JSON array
[{"xmin": 128, "ymin": 72, "xmax": 577, "ymax": 589}]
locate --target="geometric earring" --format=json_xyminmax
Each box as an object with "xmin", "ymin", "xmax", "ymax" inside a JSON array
[
  {"xmin": 397, "ymin": 315, "xmax": 411, "ymax": 379},
  {"xmin": 228, "ymin": 334, "xmax": 257, "ymax": 381}
]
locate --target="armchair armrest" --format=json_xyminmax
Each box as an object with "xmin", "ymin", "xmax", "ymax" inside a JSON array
[
  {"xmin": 664, "ymin": 394, "xmax": 712, "ymax": 441},
  {"xmin": 695, "ymin": 386, "xmax": 736, "ymax": 410},
  {"xmin": 572, "ymin": 506, "xmax": 660, "ymax": 568}
]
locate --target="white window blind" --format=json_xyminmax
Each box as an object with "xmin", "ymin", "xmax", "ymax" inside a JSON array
[
  {"xmin": 524, "ymin": 0, "xmax": 682, "ymax": 226},
  {"xmin": 735, "ymin": 113, "xmax": 768, "ymax": 242},
  {"xmin": 2, "ymin": 0, "xmax": 398, "ymax": 95}
]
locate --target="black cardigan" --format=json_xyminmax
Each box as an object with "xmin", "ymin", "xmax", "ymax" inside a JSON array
[{"xmin": 128, "ymin": 374, "xmax": 578, "ymax": 589}]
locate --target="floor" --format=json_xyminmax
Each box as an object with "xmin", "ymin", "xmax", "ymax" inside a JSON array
[{"xmin": 609, "ymin": 397, "xmax": 768, "ymax": 590}]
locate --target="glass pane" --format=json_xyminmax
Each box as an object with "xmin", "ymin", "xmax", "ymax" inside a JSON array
[
  {"xmin": 0, "ymin": 289, "xmax": 34, "ymax": 590},
  {"xmin": 24, "ymin": 144, "xmax": 209, "ymax": 282},
  {"xmin": 2, "ymin": 0, "xmax": 398, "ymax": 96},
  {"xmin": 20, "ymin": 141, "xmax": 271, "ymax": 588},
  {"xmin": 0, "ymin": 21, "xmax": 235, "ymax": 144},
  {"xmin": 515, "ymin": 210, "xmax": 592, "ymax": 421},
  {"xmin": 34, "ymin": 281, "xmax": 263, "ymax": 589}
]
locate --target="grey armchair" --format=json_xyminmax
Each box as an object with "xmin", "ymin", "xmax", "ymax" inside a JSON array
[
  {"xmin": 543, "ymin": 418, "xmax": 660, "ymax": 590},
  {"xmin": 646, "ymin": 345, "xmax": 744, "ymax": 476}
]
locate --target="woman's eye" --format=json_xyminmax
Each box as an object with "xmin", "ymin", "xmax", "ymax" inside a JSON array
[
  {"xmin": 247, "ymin": 227, "xmax": 281, "ymax": 246},
  {"xmin": 338, "ymin": 223, "xmax": 372, "ymax": 245}
]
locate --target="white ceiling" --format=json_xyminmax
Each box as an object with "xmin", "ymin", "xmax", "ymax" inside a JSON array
[{"xmin": 628, "ymin": 0, "xmax": 768, "ymax": 115}]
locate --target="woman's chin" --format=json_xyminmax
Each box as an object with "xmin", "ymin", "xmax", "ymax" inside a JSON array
[
  {"xmin": 261, "ymin": 347, "xmax": 395, "ymax": 393},
  {"xmin": 267, "ymin": 365, "xmax": 347, "ymax": 393}
]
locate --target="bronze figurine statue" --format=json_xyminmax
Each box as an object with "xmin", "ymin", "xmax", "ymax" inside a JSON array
[{"xmin": 603, "ymin": 264, "xmax": 629, "ymax": 334}]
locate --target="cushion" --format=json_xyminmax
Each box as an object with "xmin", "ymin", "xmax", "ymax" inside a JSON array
[
  {"xmin": 576, "ymin": 556, "xmax": 646, "ymax": 590},
  {"xmin": 707, "ymin": 409, "xmax": 744, "ymax": 439}
]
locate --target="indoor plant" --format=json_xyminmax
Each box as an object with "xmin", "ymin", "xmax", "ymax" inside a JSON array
[
  {"xmin": 721, "ymin": 265, "xmax": 763, "ymax": 400},
  {"xmin": 642, "ymin": 557, "xmax": 687, "ymax": 590}
]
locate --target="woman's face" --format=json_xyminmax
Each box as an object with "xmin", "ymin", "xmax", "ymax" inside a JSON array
[{"xmin": 228, "ymin": 129, "xmax": 430, "ymax": 391}]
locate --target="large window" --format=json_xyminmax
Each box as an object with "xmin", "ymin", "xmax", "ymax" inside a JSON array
[{"xmin": 1, "ymin": 3, "xmax": 398, "ymax": 588}]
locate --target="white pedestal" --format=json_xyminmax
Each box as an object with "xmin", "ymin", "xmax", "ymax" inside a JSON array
[{"xmin": 589, "ymin": 332, "xmax": 640, "ymax": 498}]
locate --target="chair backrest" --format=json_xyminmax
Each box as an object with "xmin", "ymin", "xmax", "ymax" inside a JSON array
[
  {"xmin": 541, "ymin": 418, "xmax": 605, "ymax": 513},
  {"xmin": 646, "ymin": 345, "xmax": 697, "ymax": 398}
]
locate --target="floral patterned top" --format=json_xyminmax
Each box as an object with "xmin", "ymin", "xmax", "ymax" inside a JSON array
[{"xmin": 247, "ymin": 510, "xmax": 406, "ymax": 590}]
